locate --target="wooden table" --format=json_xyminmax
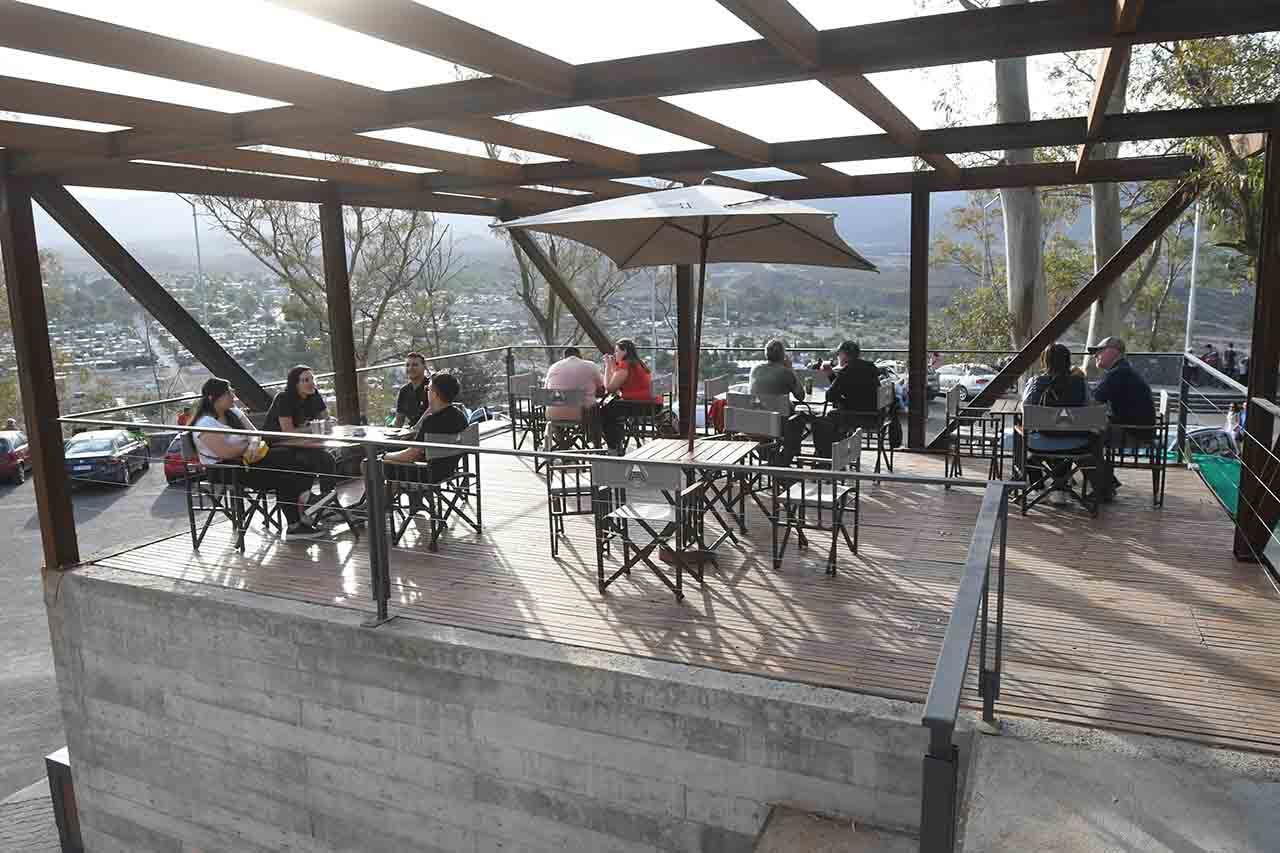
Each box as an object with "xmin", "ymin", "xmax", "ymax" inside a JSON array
[
  {"xmin": 281, "ymin": 425, "xmax": 414, "ymax": 527},
  {"xmin": 624, "ymin": 438, "xmax": 760, "ymax": 549}
]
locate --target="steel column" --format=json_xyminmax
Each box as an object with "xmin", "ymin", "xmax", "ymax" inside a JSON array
[
  {"xmin": 319, "ymin": 200, "xmax": 361, "ymax": 424},
  {"xmin": 675, "ymin": 265, "xmax": 695, "ymax": 439},
  {"xmin": 1236, "ymin": 134, "xmax": 1280, "ymax": 560},
  {"xmin": 0, "ymin": 169, "xmax": 79, "ymax": 569},
  {"xmin": 908, "ymin": 184, "xmax": 930, "ymax": 448}
]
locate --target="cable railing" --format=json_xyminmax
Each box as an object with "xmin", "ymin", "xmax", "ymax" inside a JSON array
[{"xmin": 919, "ymin": 481, "xmax": 1010, "ymax": 853}]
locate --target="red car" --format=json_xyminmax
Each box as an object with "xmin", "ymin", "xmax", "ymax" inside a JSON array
[
  {"xmin": 0, "ymin": 429, "xmax": 32, "ymax": 484},
  {"xmin": 163, "ymin": 433, "xmax": 202, "ymax": 484}
]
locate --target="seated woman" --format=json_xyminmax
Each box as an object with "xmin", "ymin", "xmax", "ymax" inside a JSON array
[
  {"xmin": 263, "ymin": 364, "xmax": 339, "ymax": 493},
  {"xmin": 1023, "ymin": 343, "xmax": 1090, "ymax": 504},
  {"xmin": 600, "ymin": 339, "xmax": 655, "ymax": 453},
  {"xmin": 190, "ymin": 377, "xmax": 323, "ymax": 539}
]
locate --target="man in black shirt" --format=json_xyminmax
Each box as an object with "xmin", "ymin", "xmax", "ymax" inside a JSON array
[
  {"xmin": 393, "ymin": 352, "xmax": 430, "ymax": 428},
  {"xmin": 382, "ymin": 372, "xmax": 469, "ymax": 483},
  {"xmin": 1089, "ymin": 336, "xmax": 1156, "ymax": 500},
  {"xmin": 812, "ymin": 340, "xmax": 885, "ymax": 457}
]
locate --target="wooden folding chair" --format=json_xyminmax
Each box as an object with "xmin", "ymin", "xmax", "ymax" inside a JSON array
[
  {"xmin": 507, "ymin": 371, "xmax": 544, "ymax": 450},
  {"xmin": 591, "ymin": 458, "xmax": 708, "ymax": 602},
  {"xmin": 942, "ymin": 384, "xmax": 1003, "ymax": 484},
  {"xmin": 771, "ymin": 430, "xmax": 862, "ymax": 575},
  {"xmin": 385, "ymin": 424, "xmax": 482, "ymax": 551}
]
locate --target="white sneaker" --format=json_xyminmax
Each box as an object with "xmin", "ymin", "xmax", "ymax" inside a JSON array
[{"xmin": 287, "ymin": 521, "xmax": 325, "ymax": 540}]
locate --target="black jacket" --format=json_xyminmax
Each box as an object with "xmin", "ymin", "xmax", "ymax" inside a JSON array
[
  {"xmin": 1023, "ymin": 373, "xmax": 1088, "ymax": 407},
  {"xmin": 1094, "ymin": 358, "xmax": 1155, "ymax": 428},
  {"xmin": 825, "ymin": 358, "xmax": 882, "ymax": 413}
]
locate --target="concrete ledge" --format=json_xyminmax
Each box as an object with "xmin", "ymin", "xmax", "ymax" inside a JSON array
[{"xmin": 51, "ymin": 565, "xmax": 933, "ymax": 852}]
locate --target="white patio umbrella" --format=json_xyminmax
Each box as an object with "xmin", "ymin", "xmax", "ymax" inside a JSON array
[{"xmin": 496, "ymin": 183, "xmax": 878, "ymax": 449}]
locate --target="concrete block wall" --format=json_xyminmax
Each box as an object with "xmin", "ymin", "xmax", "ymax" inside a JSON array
[{"xmin": 47, "ymin": 566, "xmax": 929, "ymax": 853}]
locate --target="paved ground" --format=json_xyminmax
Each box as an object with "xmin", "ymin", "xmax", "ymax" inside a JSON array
[
  {"xmin": 0, "ymin": 463, "xmax": 191, "ymax": 799},
  {"xmin": 958, "ymin": 721, "xmax": 1280, "ymax": 852},
  {"xmin": 0, "ymin": 780, "xmax": 59, "ymax": 852}
]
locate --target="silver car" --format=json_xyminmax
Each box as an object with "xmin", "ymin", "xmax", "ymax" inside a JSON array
[{"xmin": 937, "ymin": 362, "xmax": 999, "ymax": 401}]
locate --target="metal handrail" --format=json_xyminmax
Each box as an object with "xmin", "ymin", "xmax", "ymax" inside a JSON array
[
  {"xmin": 56, "ymin": 413, "xmax": 1015, "ymax": 491},
  {"xmin": 919, "ymin": 480, "xmax": 1009, "ymax": 853},
  {"xmin": 1183, "ymin": 352, "xmax": 1248, "ymax": 394}
]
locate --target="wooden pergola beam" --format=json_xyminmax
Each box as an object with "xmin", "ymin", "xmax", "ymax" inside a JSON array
[
  {"xmin": 412, "ymin": 117, "xmax": 640, "ymax": 174},
  {"xmin": 507, "ymin": 229, "xmax": 613, "ymax": 356},
  {"xmin": 0, "ymin": 76, "xmax": 231, "ymax": 135},
  {"xmin": 271, "ymin": 0, "xmax": 576, "ymax": 98},
  {"xmin": 596, "ymin": 98, "xmax": 771, "ymax": 164},
  {"xmin": 821, "ymin": 74, "xmax": 961, "ymax": 176},
  {"xmin": 0, "ymin": 0, "xmax": 382, "ymax": 114},
  {"xmin": 319, "ymin": 200, "xmax": 361, "ymax": 424},
  {"xmin": 2, "ymin": 0, "xmax": 1276, "ymax": 158},
  {"xmin": 0, "ymin": 167, "xmax": 78, "ymax": 570},
  {"xmin": 29, "ymin": 179, "xmax": 273, "ymax": 411},
  {"xmin": 1116, "ymin": 0, "xmax": 1146, "ymax": 35},
  {"xmin": 1076, "ymin": 44, "xmax": 1133, "ymax": 175}
]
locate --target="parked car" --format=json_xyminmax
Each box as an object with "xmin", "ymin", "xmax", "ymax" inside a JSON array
[
  {"xmin": 64, "ymin": 429, "xmax": 150, "ymax": 487},
  {"xmin": 162, "ymin": 433, "xmax": 201, "ymax": 485},
  {"xmin": 0, "ymin": 429, "xmax": 32, "ymax": 484},
  {"xmin": 937, "ymin": 362, "xmax": 1000, "ymax": 401},
  {"xmin": 1171, "ymin": 426, "xmax": 1237, "ymax": 459}
]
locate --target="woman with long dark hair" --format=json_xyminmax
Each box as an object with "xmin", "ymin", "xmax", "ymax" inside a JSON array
[
  {"xmin": 262, "ymin": 364, "xmax": 339, "ymax": 503},
  {"xmin": 1022, "ymin": 343, "xmax": 1090, "ymax": 505},
  {"xmin": 189, "ymin": 377, "xmax": 322, "ymax": 539},
  {"xmin": 601, "ymin": 338, "xmax": 656, "ymax": 452}
]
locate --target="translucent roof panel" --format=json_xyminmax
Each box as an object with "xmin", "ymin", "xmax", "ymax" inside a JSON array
[
  {"xmin": 664, "ymin": 81, "xmax": 881, "ymax": 143},
  {"xmin": 715, "ymin": 168, "xmax": 806, "ymax": 182},
  {"xmin": 20, "ymin": 0, "xmax": 470, "ymax": 91},
  {"xmin": 0, "ymin": 111, "xmax": 128, "ymax": 132},
  {"xmin": 823, "ymin": 158, "xmax": 918, "ymax": 177},
  {"xmin": 246, "ymin": 145, "xmax": 438, "ymax": 174},
  {"xmin": 508, "ymin": 107, "xmax": 709, "ymax": 154},
  {"xmin": 790, "ymin": 1, "xmax": 1050, "ymax": 30},
  {"xmin": 864, "ymin": 62, "xmax": 998, "ymax": 130},
  {"xmin": 0, "ymin": 47, "xmax": 285, "ymax": 113},
  {"xmin": 359, "ymin": 128, "xmax": 562, "ymax": 164},
  {"xmin": 415, "ymin": 0, "xmax": 759, "ymax": 65}
]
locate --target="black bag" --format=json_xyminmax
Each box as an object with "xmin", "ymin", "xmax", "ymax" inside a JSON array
[{"xmin": 888, "ymin": 411, "xmax": 904, "ymax": 448}]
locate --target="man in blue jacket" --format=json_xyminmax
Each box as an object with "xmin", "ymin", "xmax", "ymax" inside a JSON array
[{"xmin": 1089, "ymin": 336, "xmax": 1155, "ymax": 500}]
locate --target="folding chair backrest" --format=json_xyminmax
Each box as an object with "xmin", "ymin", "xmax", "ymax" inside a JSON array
[
  {"xmin": 945, "ymin": 384, "xmax": 962, "ymax": 420},
  {"xmin": 704, "ymin": 374, "xmax": 732, "ymax": 399},
  {"xmin": 832, "ymin": 429, "xmax": 863, "ymax": 473},
  {"xmin": 1022, "ymin": 403, "xmax": 1108, "ymax": 433},
  {"xmin": 725, "ymin": 391, "xmax": 790, "ymax": 415},
  {"xmin": 877, "ymin": 383, "xmax": 896, "ymax": 412},
  {"xmin": 532, "ymin": 388, "xmax": 586, "ymax": 408},
  {"xmin": 508, "ymin": 372, "xmax": 536, "ymax": 397},
  {"xmin": 591, "ymin": 458, "xmax": 683, "ymax": 494},
  {"xmin": 1158, "ymin": 389, "xmax": 1169, "ymax": 419},
  {"xmin": 724, "ymin": 406, "xmax": 784, "ymax": 438},
  {"xmin": 420, "ymin": 422, "xmax": 479, "ymax": 459}
]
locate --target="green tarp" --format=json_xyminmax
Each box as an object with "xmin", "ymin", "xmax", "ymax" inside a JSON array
[{"xmin": 1193, "ymin": 454, "xmax": 1239, "ymax": 515}]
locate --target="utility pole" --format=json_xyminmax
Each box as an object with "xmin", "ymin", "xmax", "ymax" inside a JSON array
[{"xmin": 181, "ymin": 196, "xmax": 207, "ymax": 325}]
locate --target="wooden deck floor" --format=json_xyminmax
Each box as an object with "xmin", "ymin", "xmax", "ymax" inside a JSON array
[{"xmin": 85, "ymin": 443, "xmax": 1280, "ymax": 754}]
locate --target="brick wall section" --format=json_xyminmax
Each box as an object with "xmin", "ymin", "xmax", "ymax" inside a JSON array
[{"xmin": 47, "ymin": 566, "xmax": 929, "ymax": 853}]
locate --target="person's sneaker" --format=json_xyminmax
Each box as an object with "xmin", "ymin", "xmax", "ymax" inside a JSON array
[{"xmin": 287, "ymin": 521, "xmax": 324, "ymax": 540}]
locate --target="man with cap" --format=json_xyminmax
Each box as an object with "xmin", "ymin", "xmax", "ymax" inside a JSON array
[
  {"xmin": 1089, "ymin": 336, "xmax": 1155, "ymax": 500},
  {"xmin": 816, "ymin": 340, "xmax": 885, "ymax": 457}
]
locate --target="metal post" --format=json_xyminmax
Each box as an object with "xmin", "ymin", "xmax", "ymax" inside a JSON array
[
  {"xmin": 361, "ymin": 446, "xmax": 391, "ymax": 626},
  {"xmin": 320, "ymin": 200, "xmax": 361, "ymax": 425},
  {"xmin": 909, "ymin": 185, "xmax": 930, "ymax": 448},
  {"xmin": 1184, "ymin": 200, "xmax": 1202, "ymax": 354},
  {"xmin": 1177, "ymin": 357, "xmax": 1192, "ymax": 463},
  {"xmin": 919, "ymin": 726, "xmax": 959, "ymax": 853},
  {"xmin": 188, "ymin": 198, "xmax": 207, "ymax": 326}
]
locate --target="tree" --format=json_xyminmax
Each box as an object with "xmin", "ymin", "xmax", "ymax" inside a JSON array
[
  {"xmin": 482, "ymin": 145, "xmax": 636, "ymax": 363},
  {"xmin": 195, "ymin": 179, "xmax": 461, "ymax": 367},
  {"xmin": 0, "ymin": 248, "xmax": 63, "ymax": 425}
]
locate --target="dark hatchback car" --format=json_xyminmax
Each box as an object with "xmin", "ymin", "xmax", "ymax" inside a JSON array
[
  {"xmin": 64, "ymin": 429, "xmax": 150, "ymax": 487},
  {"xmin": 0, "ymin": 430, "xmax": 32, "ymax": 484}
]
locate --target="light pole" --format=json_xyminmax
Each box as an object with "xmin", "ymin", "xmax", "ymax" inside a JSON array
[
  {"xmin": 1184, "ymin": 200, "xmax": 1203, "ymax": 355},
  {"xmin": 180, "ymin": 196, "xmax": 207, "ymax": 325},
  {"xmin": 982, "ymin": 194, "xmax": 1000, "ymax": 289}
]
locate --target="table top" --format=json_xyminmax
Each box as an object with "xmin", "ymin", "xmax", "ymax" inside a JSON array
[
  {"xmin": 624, "ymin": 437, "xmax": 760, "ymax": 466},
  {"xmin": 279, "ymin": 424, "xmax": 412, "ymax": 450}
]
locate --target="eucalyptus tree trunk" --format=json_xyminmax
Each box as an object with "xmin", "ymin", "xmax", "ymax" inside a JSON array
[
  {"xmin": 1084, "ymin": 58, "xmax": 1131, "ymax": 372},
  {"xmin": 995, "ymin": 0, "xmax": 1044, "ymax": 349}
]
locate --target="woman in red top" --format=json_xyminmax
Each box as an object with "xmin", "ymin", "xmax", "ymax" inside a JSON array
[{"xmin": 602, "ymin": 338, "xmax": 655, "ymax": 451}]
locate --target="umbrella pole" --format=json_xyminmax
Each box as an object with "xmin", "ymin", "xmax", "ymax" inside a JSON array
[{"xmin": 689, "ymin": 217, "xmax": 709, "ymax": 453}]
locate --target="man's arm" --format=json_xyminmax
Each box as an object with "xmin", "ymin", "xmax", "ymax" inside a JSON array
[{"xmin": 789, "ymin": 370, "xmax": 804, "ymax": 402}]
